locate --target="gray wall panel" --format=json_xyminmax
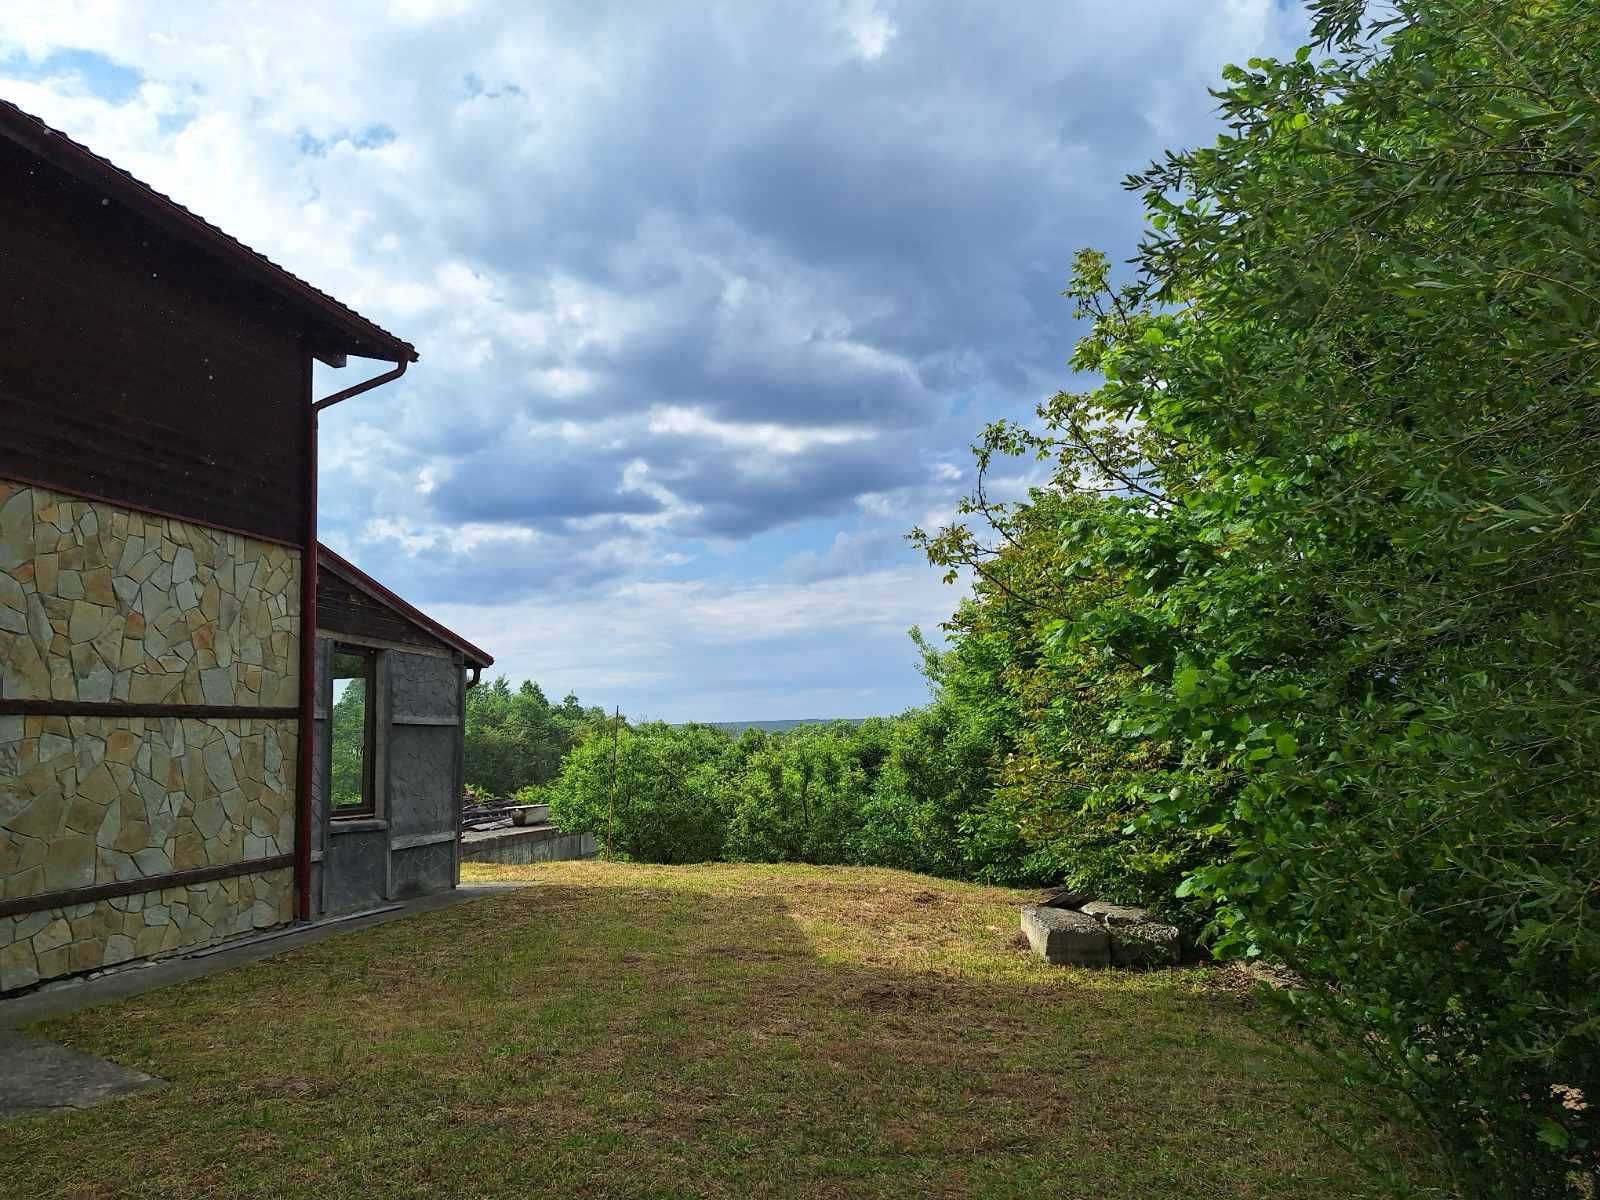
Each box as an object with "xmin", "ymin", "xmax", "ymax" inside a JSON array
[
  {"xmin": 323, "ymin": 828, "xmax": 387, "ymax": 914},
  {"xmin": 390, "ymin": 842, "xmax": 454, "ymax": 899},
  {"xmin": 386, "ymin": 724, "xmax": 457, "ymax": 840},
  {"xmin": 390, "ymin": 652, "xmax": 460, "ymax": 722}
]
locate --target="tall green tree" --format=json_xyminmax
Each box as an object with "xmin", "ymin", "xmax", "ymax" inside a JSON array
[
  {"xmin": 463, "ymin": 676, "xmax": 606, "ymax": 797},
  {"xmin": 921, "ymin": 2, "xmax": 1600, "ymax": 1192},
  {"xmin": 916, "ymin": 492, "xmax": 1229, "ymax": 906}
]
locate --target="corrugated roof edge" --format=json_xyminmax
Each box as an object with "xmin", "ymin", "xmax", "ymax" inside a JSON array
[
  {"xmin": 318, "ymin": 544, "xmax": 494, "ymax": 669},
  {"xmin": 0, "ymin": 98, "xmax": 418, "ymax": 364}
]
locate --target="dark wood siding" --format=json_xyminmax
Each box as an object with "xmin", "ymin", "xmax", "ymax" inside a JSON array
[
  {"xmin": 0, "ymin": 138, "xmax": 309, "ymax": 545},
  {"xmin": 317, "ymin": 567, "xmax": 452, "ymax": 653}
]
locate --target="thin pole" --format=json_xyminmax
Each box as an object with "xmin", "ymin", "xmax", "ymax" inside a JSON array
[
  {"xmin": 293, "ymin": 369, "xmax": 318, "ymax": 921},
  {"xmin": 607, "ymin": 705, "xmax": 621, "ymax": 860}
]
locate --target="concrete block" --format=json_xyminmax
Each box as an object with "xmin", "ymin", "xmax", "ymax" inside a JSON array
[
  {"xmin": 1109, "ymin": 920, "xmax": 1182, "ymax": 968},
  {"xmin": 1079, "ymin": 900, "xmax": 1153, "ymax": 926},
  {"xmin": 1020, "ymin": 904, "xmax": 1109, "ymax": 966}
]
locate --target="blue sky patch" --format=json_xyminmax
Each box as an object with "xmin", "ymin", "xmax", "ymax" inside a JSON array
[{"xmin": 3, "ymin": 48, "xmax": 142, "ymax": 103}]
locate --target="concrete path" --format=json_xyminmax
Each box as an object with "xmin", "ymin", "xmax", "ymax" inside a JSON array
[
  {"xmin": 0, "ymin": 882, "xmax": 529, "ymax": 1117},
  {"xmin": 0, "ymin": 1029, "xmax": 163, "ymax": 1117}
]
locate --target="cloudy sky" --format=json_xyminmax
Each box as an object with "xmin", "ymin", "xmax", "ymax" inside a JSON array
[{"xmin": 2, "ymin": 2, "xmax": 1308, "ymax": 721}]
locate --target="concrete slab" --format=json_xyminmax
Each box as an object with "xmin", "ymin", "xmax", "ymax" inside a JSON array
[
  {"xmin": 0, "ymin": 1030, "xmax": 162, "ymax": 1118},
  {"xmin": 1020, "ymin": 904, "xmax": 1111, "ymax": 966},
  {"xmin": 461, "ymin": 822, "xmax": 597, "ymax": 865}
]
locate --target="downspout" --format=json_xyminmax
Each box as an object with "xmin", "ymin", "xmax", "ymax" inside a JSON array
[
  {"xmin": 295, "ymin": 357, "xmax": 409, "ymax": 921},
  {"xmin": 313, "ymin": 359, "xmax": 409, "ymax": 412}
]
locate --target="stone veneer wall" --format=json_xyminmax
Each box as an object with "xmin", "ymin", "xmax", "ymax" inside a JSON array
[
  {"xmin": 1, "ymin": 714, "xmax": 297, "ymax": 892},
  {"xmin": 0, "ymin": 480, "xmax": 299, "ymax": 705},
  {"xmin": 0, "ymin": 481, "xmax": 302, "ymax": 992},
  {"xmin": 0, "ymin": 868, "xmax": 293, "ymax": 991}
]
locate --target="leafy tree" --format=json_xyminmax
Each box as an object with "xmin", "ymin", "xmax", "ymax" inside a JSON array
[
  {"xmin": 849, "ymin": 640, "xmax": 1023, "ymax": 881},
  {"xmin": 328, "ymin": 679, "xmax": 367, "ymax": 811},
  {"xmin": 724, "ymin": 728, "xmax": 869, "ymax": 864},
  {"xmin": 463, "ymin": 675, "xmax": 606, "ymax": 797},
  {"xmin": 920, "ymin": 2, "xmax": 1600, "ymax": 1191},
  {"xmin": 547, "ymin": 721, "xmax": 732, "ymax": 863},
  {"xmin": 917, "ymin": 494, "xmax": 1227, "ymax": 908}
]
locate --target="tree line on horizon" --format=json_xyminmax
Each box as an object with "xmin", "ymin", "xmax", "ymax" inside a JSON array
[{"xmin": 462, "ymin": 677, "xmax": 610, "ymax": 801}]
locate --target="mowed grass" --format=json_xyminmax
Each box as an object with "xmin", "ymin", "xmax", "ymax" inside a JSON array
[{"xmin": 1, "ymin": 861, "xmax": 1413, "ymax": 1200}]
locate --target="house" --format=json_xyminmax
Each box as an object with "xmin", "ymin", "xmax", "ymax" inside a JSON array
[
  {"xmin": 0, "ymin": 101, "xmax": 488, "ymax": 992},
  {"xmin": 311, "ymin": 544, "xmax": 491, "ymax": 916}
]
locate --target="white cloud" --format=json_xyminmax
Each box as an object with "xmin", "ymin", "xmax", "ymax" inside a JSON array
[
  {"xmin": 427, "ymin": 564, "xmax": 956, "ymax": 718},
  {"xmin": 646, "ymin": 407, "xmax": 873, "ymax": 454},
  {"xmin": 0, "ymin": 0, "xmax": 1307, "ymax": 718},
  {"xmin": 829, "ymin": 0, "xmax": 898, "ymax": 61}
]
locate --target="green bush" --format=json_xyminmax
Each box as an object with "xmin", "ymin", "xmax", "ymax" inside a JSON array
[
  {"xmin": 911, "ymin": 494, "xmax": 1229, "ymax": 911},
  {"xmin": 511, "ymin": 784, "xmax": 549, "ymax": 807},
  {"xmin": 724, "ymin": 730, "xmax": 868, "ymax": 864},
  {"xmin": 918, "ymin": 2, "xmax": 1600, "ymax": 1191},
  {"xmin": 542, "ymin": 712, "xmax": 1036, "ymax": 881},
  {"xmin": 547, "ymin": 723, "xmax": 731, "ymax": 864},
  {"xmin": 852, "ymin": 703, "xmax": 992, "ymax": 879}
]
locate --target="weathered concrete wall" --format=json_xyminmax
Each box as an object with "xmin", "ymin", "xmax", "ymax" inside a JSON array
[
  {"xmin": 0, "ymin": 481, "xmax": 299, "ymax": 706},
  {"xmin": 386, "ymin": 725, "xmax": 456, "ymax": 841},
  {"xmin": 390, "ymin": 841, "xmax": 453, "ymax": 899},
  {"xmin": 322, "ymin": 828, "xmax": 387, "ymax": 914},
  {"xmin": 389, "ymin": 652, "xmax": 457, "ymax": 724},
  {"xmin": 387, "ymin": 651, "xmax": 459, "ymax": 846},
  {"xmin": 0, "ymin": 481, "xmax": 302, "ymax": 991},
  {"xmin": 461, "ymin": 826, "xmax": 596, "ymax": 866}
]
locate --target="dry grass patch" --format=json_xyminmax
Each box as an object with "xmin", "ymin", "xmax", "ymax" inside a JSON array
[{"xmin": 0, "ymin": 861, "xmax": 1419, "ymax": 1199}]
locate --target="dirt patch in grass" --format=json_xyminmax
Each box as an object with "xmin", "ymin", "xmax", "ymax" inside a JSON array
[{"xmin": 0, "ymin": 861, "xmax": 1424, "ymax": 1200}]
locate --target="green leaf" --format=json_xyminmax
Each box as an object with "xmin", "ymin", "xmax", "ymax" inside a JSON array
[{"xmin": 1536, "ymin": 1119, "xmax": 1570, "ymax": 1152}]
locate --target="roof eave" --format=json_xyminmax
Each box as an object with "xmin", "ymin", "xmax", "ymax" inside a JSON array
[
  {"xmin": 0, "ymin": 100, "xmax": 418, "ymax": 364},
  {"xmin": 317, "ymin": 544, "xmax": 495, "ymax": 669}
]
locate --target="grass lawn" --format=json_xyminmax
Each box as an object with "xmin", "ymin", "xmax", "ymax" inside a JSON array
[{"xmin": 1, "ymin": 862, "xmax": 1417, "ymax": 1199}]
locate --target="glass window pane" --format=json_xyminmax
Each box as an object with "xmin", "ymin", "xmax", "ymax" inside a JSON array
[{"xmin": 330, "ymin": 647, "xmax": 373, "ymax": 814}]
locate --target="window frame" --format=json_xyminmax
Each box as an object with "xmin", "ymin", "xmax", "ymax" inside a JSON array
[{"xmin": 329, "ymin": 642, "xmax": 379, "ymax": 820}]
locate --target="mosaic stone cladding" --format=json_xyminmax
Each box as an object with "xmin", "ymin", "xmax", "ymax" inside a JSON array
[
  {"xmin": 1, "ymin": 714, "xmax": 297, "ymax": 899},
  {"xmin": 0, "ymin": 480, "xmax": 304, "ymax": 992},
  {"xmin": 0, "ymin": 480, "xmax": 300, "ymax": 706},
  {"xmin": 0, "ymin": 867, "xmax": 293, "ymax": 991}
]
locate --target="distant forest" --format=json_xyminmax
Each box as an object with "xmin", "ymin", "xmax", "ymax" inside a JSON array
[
  {"xmin": 459, "ymin": 629, "xmax": 1057, "ymax": 891},
  {"xmin": 462, "ymin": 677, "xmax": 610, "ymax": 800},
  {"xmin": 461, "ymin": 677, "xmax": 872, "ymax": 798},
  {"xmin": 697, "ymin": 718, "xmax": 866, "ymax": 736}
]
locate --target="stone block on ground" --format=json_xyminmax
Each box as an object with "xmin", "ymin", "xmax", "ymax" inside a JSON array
[
  {"xmin": 1020, "ymin": 904, "xmax": 1110, "ymax": 966},
  {"xmin": 1079, "ymin": 900, "xmax": 1154, "ymax": 927},
  {"xmin": 1108, "ymin": 920, "xmax": 1182, "ymax": 967}
]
